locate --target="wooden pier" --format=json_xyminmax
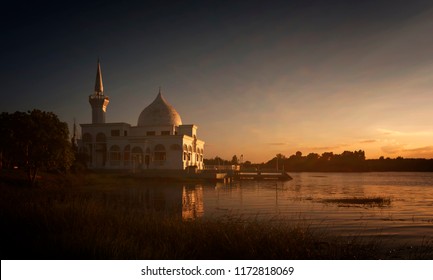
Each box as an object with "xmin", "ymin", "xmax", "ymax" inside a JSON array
[
  {"xmin": 202, "ymin": 165, "xmax": 293, "ymax": 182},
  {"xmin": 131, "ymin": 167, "xmax": 292, "ymax": 182},
  {"xmin": 232, "ymin": 171, "xmax": 292, "ymax": 181}
]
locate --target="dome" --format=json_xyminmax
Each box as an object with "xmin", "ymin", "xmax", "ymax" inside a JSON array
[{"xmin": 137, "ymin": 92, "xmax": 182, "ymax": 126}]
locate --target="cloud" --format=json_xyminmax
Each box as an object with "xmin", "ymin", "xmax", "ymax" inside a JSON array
[
  {"xmin": 381, "ymin": 144, "xmax": 406, "ymax": 154},
  {"xmin": 404, "ymin": 146, "xmax": 433, "ymax": 154},
  {"xmin": 377, "ymin": 129, "xmax": 403, "ymax": 136},
  {"xmin": 309, "ymin": 144, "xmax": 350, "ymax": 151},
  {"xmin": 377, "ymin": 128, "xmax": 433, "ymax": 137},
  {"xmin": 380, "ymin": 143, "xmax": 433, "ymax": 157},
  {"xmin": 267, "ymin": 142, "xmax": 288, "ymax": 146},
  {"xmin": 359, "ymin": 139, "xmax": 377, "ymax": 144}
]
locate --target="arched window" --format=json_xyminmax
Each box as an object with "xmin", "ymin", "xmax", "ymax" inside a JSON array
[
  {"xmin": 154, "ymin": 144, "xmax": 166, "ymax": 161},
  {"xmin": 188, "ymin": 145, "xmax": 192, "ymax": 161},
  {"xmin": 132, "ymin": 146, "xmax": 143, "ymax": 165},
  {"xmin": 183, "ymin": 144, "xmax": 188, "ymax": 161},
  {"xmin": 124, "ymin": 145, "xmax": 130, "ymax": 166},
  {"xmin": 109, "ymin": 145, "xmax": 121, "ymax": 165}
]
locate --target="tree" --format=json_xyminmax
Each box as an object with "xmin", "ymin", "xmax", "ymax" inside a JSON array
[
  {"xmin": 306, "ymin": 153, "xmax": 320, "ymax": 160},
  {"xmin": 0, "ymin": 110, "xmax": 74, "ymax": 186},
  {"xmin": 231, "ymin": 155, "xmax": 238, "ymax": 165}
]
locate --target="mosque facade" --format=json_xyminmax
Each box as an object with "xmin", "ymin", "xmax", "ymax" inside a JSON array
[{"xmin": 79, "ymin": 60, "xmax": 205, "ymax": 170}]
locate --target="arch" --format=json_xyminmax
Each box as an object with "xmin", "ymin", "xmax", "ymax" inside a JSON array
[
  {"xmin": 123, "ymin": 145, "xmax": 130, "ymax": 166},
  {"xmin": 183, "ymin": 144, "xmax": 188, "ymax": 151},
  {"xmin": 93, "ymin": 133, "xmax": 107, "ymax": 167},
  {"xmin": 144, "ymin": 147, "xmax": 151, "ymax": 168},
  {"xmin": 109, "ymin": 145, "xmax": 121, "ymax": 165},
  {"xmin": 188, "ymin": 145, "xmax": 192, "ymax": 152},
  {"xmin": 154, "ymin": 144, "xmax": 166, "ymax": 161},
  {"xmin": 82, "ymin": 133, "xmax": 92, "ymax": 143},
  {"xmin": 96, "ymin": 132, "xmax": 106, "ymax": 142},
  {"xmin": 132, "ymin": 146, "xmax": 144, "ymax": 168}
]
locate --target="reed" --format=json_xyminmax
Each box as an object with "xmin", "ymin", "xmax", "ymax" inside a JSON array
[
  {"xmin": 0, "ymin": 172, "xmax": 430, "ymax": 260},
  {"xmin": 321, "ymin": 196, "xmax": 391, "ymax": 207}
]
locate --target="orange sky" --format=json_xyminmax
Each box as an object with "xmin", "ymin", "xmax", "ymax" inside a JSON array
[{"xmin": 1, "ymin": 1, "xmax": 433, "ymax": 162}]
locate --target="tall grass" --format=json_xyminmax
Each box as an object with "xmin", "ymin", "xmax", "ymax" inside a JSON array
[
  {"xmin": 320, "ymin": 197, "xmax": 392, "ymax": 207},
  {"xmin": 0, "ymin": 172, "xmax": 430, "ymax": 259}
]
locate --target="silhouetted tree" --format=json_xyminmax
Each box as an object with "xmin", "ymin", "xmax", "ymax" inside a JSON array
[
  {"xmin": 231, "ymin": 155, "xmax": 239, "ymax": 165},
  {"xmin": 0, "ymin": 110, "xmax": 74, "ymax": 186}
]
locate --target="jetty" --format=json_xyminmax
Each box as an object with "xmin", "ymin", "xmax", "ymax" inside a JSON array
[
  {"xmin": 233, "ymin": 171, "xmax": 292, "ymax": 181},
  {"xmin": 200, "ymin": 165, "xmax": 292, "ymax": 182},
  {"xmin": 131, "ymin": 166, "xmax": 292, "ymax": 182}
]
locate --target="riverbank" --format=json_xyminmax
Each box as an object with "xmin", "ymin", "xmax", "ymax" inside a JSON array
[{"xmin": 1, "ymin": 171, "xmax": 431, "ymax": 259}]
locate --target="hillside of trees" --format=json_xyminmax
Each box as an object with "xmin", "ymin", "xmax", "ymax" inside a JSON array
[{"xmin": 206, "ymin": 150, "xmax": 433, "ymax": 172}]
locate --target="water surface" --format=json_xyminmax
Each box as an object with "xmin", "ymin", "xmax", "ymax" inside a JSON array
[
  {"xmin": 182, "ymin": 172, "xmax": 433, "ymax": 244},
  {"xmin": 96, "ymin": 172, "xmax": 433, "ymax": 244}
]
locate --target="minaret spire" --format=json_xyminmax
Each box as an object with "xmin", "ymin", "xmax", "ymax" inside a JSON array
[
  {"xmin": 89, "ymin": 59, "xmax": 109, "ymax": 123},
  {"xmin": 94, "ymin": 58, "xmax": 104, "ymax": 95}
]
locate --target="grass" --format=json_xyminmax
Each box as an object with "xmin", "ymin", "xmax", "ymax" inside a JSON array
[
  {"xmin": 320, "ymin": 196, "xmax": 392, "ymax": 207},
  {"xmin": 0, "ymin": 171, "xmax": 430, "ymax": 259}
]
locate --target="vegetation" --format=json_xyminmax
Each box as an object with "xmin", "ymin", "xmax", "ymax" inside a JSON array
[
  {"xmin": 207, "ymin": 150, "xmax": 433, "ymax": 172},
  {"xmin": 1, "ymin": 172, "xmax": 431, "ymax": 260},
  {"xmin": 320, "ymin": 197, "xmax": 391, "ymax": 207},
  {"xmin": 0, "ymin": 110, "xmax": 74, "ymax": 186}
]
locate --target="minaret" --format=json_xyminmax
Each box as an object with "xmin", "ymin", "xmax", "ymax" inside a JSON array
[{"xmin": 89, "ymin": 59, "xmax": 109, "ymax": 124}]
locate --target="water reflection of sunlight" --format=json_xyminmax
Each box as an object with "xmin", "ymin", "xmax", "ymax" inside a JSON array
[{"xmin": 182, "ymin": 185, "xmax": 204, "ymax": 220}]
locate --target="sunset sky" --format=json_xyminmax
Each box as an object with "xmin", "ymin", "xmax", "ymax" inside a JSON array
[{"xmin": 1, "ymin": 0, "xmax": 433, "ymax": 162}]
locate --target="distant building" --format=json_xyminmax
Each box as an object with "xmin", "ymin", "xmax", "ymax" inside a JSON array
[{"xmin": 79, "ymin": 60, "xmax": 205, "ymax": 170}]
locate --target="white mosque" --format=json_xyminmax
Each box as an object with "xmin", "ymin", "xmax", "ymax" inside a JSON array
[{"xmin": 79, "ymin": 60, "xmax": 205, "ymax": 170}]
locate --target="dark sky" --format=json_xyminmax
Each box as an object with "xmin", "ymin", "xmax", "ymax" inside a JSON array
[{"xmin": 2, "ymin": 0, "xmax": 433, "ymax": 161}]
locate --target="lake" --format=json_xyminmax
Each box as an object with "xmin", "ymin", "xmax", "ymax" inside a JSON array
[
  {"xmin": 102, "ymin": 172, "xmax": 433, "ymax": 245},
  {"xmin": 197, "ymin": 172, "xmax": 433, "ymax": 244}
]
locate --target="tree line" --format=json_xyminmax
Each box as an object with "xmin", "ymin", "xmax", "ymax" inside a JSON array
[{"xmin": 207, "ymin": 150, "xmax": 433, "ymax": 172}]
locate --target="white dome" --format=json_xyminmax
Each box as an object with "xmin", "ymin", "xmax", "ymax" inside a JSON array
[{"xmin": 137, "ymin": 93, "xmax": 182, "ymax": 126}]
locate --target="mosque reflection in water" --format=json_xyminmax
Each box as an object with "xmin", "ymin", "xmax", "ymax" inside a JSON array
[
  {"xmin": 182, "ymin": 186, "xmax": 204, "ymax": 220},
  {"xmin": 139, "ymin": 184, "xmax": 204, "ymax": 220}
]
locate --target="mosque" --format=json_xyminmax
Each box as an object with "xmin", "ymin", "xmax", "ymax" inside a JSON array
[{"xmin": 79, "ymin": 60, "xmax": 205, "ymax": 170}]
